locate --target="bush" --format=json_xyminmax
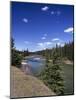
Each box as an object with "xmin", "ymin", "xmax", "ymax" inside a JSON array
[
  {"xmin": 39, "ymin": 51, "xmax": 64, "ymax": 95},
  {"xmin": 11, "ymin": 49, "xmax": 23, "ymax": 68}
]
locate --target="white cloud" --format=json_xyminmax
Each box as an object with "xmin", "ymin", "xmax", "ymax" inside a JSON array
[
  {"xmin": 37, "ymin": 43, "xmax": 43, "ymax": 46},
  {"xmin": 23, "ymin": 18, "xmax": 28, "ymax": 23},
  {"xmin": 57, "ymin": 42, "xmax": 64, "ymax": 47},
  {"xmin": 61, "ymin": 43, "xmax": 64, "ymax": 47},
  {"xmin": 64, "ymin": 27, "xmax": 73, "ymax": 33},
  {"xmin": 37, "ymin": 41, "xmax": 65, "ymax": 50},
  {"xmin": 41, "ymin": 37, "xmax": 46, "ymax": 40},
  {"xmin": 52, "ymin": 38, "xmax": 64, "ymax": 47},
  {"xmin": 41, "ymin": 33, "xmax": 47, "ymax": 40},
  {"xmin": 44, "ymin": 33, "xmax": 47, "ymax": 36},
  {"xmin": 51, "ymin": 11, "xmax": 61, "ymax": 16},
  {"xmin": 57, "ymin": 42, "xmax": 61, "ymax": 46},
  {"xmin": 37, "ymin": 42, "xmax": 52, "ymax": 50},
  {"xmin": 24, "ymin": 41, "xmax": 29, "ymax": 44},
  {"xmin": 41, "ymin": 6, "xmax": 49, "ymax": 11},
  {"xmin": 37, "ymin": 42, "xmax": 52, "ymax": 47},
  {"xmin": 45, "ymin": 42, "xmax": 52, "ymax": 45},
  {"xmin": 51, "ymin": 11, "xmax": 54, "ymax": 15},
  {"xmin": 52, "ymin": 38, "xmax": 60, "ymax": 41}
]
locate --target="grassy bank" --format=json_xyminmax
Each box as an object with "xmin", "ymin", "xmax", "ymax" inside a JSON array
[{"xmin": 61, "ymin": 63, "xmax": 74, "ymax": 95}]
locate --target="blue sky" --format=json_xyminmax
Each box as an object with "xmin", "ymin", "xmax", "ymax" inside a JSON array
[{"xmin": 11, "ymin": 2, "xmax": 74, "ymax": 52}]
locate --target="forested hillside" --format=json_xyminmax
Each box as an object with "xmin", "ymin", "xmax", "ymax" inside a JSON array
[{"xmin": 35, "ymin": 41, "xmax": 74, "ymax": 61}]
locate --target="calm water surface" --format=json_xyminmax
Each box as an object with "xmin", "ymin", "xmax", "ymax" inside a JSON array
[{"xmin": 25, "ymin": 56, "xmax": 45, "ymax": 75}]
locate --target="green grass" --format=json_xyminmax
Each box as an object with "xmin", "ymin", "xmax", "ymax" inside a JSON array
[
  {"xmin": 61, "ymin": 63, "xmax": 74, "ymax": 95},
  {"xmin": 46, "ymin": 61, "xmax": 74, "ymax": 95}
]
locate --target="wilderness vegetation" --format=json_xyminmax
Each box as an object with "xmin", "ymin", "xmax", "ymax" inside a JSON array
[
  {"xmin": 11, "ymin": 38, "xmax": 74, "ymax": 95},
  {"xmin": 11, "ymin": 38, "xmax": 29, "ymax": 67}
]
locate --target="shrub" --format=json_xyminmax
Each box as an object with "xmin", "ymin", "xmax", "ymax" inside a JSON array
[
  {"xmin": 11, "ymin": 49, "xmax": 23, "ymax": 68},
  {"xmin": 40, "ymin": 51, "xmax": 64, "ymax": 95}
]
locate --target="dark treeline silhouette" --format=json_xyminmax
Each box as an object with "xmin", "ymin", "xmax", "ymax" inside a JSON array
[
  {"xmin": 39, "ymin": 50, "xmax": 64, "ymax": 95},
  {"xmin": 11, "ymin": 38, "xmax": 30, "ymax": 67},
  {"xmin": 34, "ymin": 41, "xmax": 74, "ymax": 61},
  {"xmin": 38, "ymin": 41, "xmax": 74, "ymax": 95}
]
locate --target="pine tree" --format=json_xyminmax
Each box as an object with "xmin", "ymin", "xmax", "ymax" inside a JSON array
[
  {"xmin": 26, "ymin": 48, "xmax": 29, "ymax": 56},
  {"xmin": 11, "ymin": 38, "xmax": 23, "ymax": 67},
  {"xmin": 11, "ymin": 38, "xmax": 14, "ymax": 48},
  {"xmin": 40, "ymin": 49, "xmax": 64, "ymax": 95},
  {"xmin": 51, "ymin": 52, "xmax": 64, "ymax": 95},
  {"xmin": 23, "ymin": 50, "xmax": 26, "ymax": 57}
]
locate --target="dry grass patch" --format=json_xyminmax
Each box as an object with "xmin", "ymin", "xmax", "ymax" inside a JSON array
[{"xmin": 10, "ymin": 66, "xmax": 55, "ymax": 98}]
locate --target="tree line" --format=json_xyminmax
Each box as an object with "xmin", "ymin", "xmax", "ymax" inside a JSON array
[
  {"xmin": 38, "ymin": 48, "xmax": 64, "ymax": 95},
  {"xmin": 11, "ymin": 38, "xmax": 29, "ymax": 67},
  {"xmin": 35, "ymin": 41, "xmax": 74, "ymax": 61},
  {"xmin": 11, "ymin": 38, "xmax": 74, "ymax": 67},
  {"xmin": 36, "ymin": 41, "xmax": 74, "ymax": 95}
]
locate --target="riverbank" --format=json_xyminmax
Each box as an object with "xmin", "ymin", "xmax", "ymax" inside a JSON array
[{"xmin": 10, "ymin": 66, "xmax": 55, "ymax": 98}]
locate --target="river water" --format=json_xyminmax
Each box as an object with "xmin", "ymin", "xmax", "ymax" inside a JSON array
[{"xmin": 24, "ymin": 56, "xmax": 45, "ymax": 75}]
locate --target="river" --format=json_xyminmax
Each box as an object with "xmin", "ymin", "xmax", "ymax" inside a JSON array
[{"xmin": 23, "ymin": 55, "xmax": 46, "ymax": 75}]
